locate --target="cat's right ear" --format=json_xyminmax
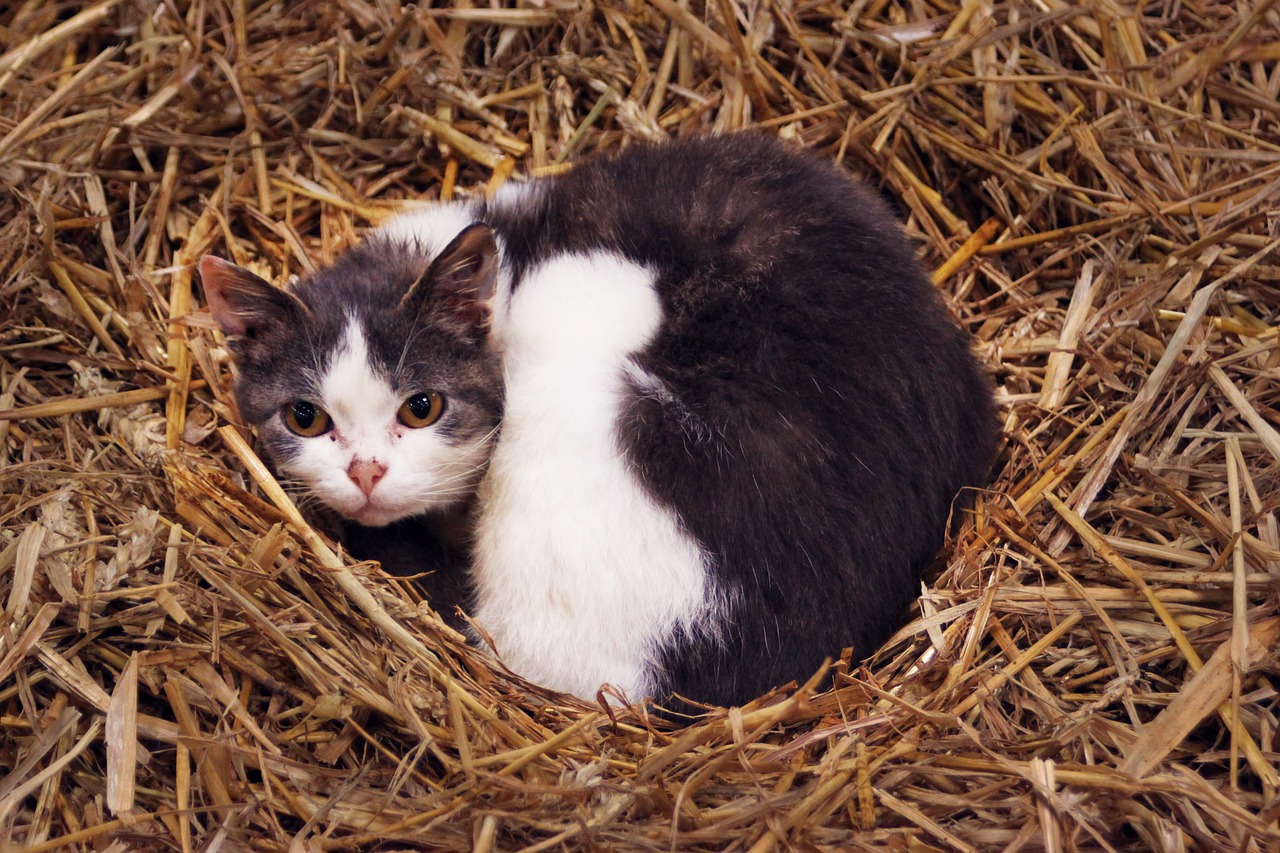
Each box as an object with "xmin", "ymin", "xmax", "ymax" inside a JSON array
[
  {"xmin": 402, "ymin": 224, "xmax": 498, "ymax": 338},
  {"xmin": 199, "ymin": 257, "xmax": 305, "ymax": 341}
]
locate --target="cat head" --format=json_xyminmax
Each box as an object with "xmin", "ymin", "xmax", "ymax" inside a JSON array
[{"xmin": 200, "ymin": 223, "xmax": 502, "ymax": 527}]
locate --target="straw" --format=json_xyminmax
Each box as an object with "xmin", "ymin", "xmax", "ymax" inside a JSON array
[{"xmin": 3, "ymin": 1, "xmax": 1279, "ymax": 848}]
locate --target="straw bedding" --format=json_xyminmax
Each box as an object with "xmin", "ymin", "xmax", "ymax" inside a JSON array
[{"xmin": 1, "ymin": 1, "xmax": 1278, "ymax": 849}]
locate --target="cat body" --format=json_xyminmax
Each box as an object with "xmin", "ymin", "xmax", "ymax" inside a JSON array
[
  {"xmin": 203, "ymin": 134, "xmax": 997, "ymax": 709},
  {"xmin": 472, "ymin": 249, "xmax": 721, "ymax": 701}
]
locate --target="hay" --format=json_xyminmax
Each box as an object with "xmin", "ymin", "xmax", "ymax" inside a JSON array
[{"xmin": 1, "ymin": 0, "xmax": 1278, "ymax": 849}]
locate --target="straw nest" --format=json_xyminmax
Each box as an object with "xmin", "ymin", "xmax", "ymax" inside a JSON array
[{"xmin": 2, "ymin": 1, "xmax": 1278, "ymax": 849}]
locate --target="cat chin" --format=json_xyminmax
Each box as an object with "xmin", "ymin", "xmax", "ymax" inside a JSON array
[
  {"xmin": 339, "ymin": 502, "xmax": 417, "ymax": 528},
  {"xmin": 312, "ymin": 489, "xmax": 420, "ymax": 527}
]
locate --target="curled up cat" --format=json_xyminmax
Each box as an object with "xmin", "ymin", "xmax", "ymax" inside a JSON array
[{"xmin": 200, "ymin": 133, "xmax": 998, "ymax": 710}]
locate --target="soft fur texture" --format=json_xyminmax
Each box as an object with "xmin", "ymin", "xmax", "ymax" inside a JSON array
[
  {"xmin": 473, "ymin": 251, "xmax": 723, "ymax": 701},
  {"xmin": 203, "ymin": 133, "xmax": 998, "ymax": 709}
]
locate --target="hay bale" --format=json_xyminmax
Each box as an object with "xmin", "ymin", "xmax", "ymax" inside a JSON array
[{"xmin": 1, "ymin": 1, "xmax": 1278, "ymax": 849}]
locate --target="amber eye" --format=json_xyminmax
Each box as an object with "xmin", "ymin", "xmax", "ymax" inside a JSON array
[
  {"xmin": 397, "ymin": 392, "xmax": 444, "ymax": 428},
  {"xmin": 282, "ymin": 400, "xmax": 332, "ymax": 437}
]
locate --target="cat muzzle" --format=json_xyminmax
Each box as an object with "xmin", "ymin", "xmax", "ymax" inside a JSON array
[{"xmin": 347, "ymin": 458, "xmax": 388, "ymax": 497}]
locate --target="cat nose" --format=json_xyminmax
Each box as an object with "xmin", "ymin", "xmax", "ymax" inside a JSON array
[{"xmin": 347, "ymin": 458, "xmax": 387, "ymax": 497}]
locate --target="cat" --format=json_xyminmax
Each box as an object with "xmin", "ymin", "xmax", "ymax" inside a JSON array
[{"xmin": 201, "ymin": 133, "xmax": 998, "ymax": 710}]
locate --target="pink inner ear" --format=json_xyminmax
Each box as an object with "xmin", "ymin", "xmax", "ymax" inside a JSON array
[{"xmin": 199, "ymin": 256, "xmax": 251, "ymax": 337}]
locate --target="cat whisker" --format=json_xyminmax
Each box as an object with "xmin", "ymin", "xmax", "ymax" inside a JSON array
[
  {"xmin": 453, "ymin": 425, "xmax": 500, "ymax": 456},
  {"xmin": 292, "ymin": 494, "xmax": 324, "ymax": 512},
  {"xmin": 418, "ymin": 484, "xmax": 478, "ymax": 500},
  {"xmin": 417, "ymin": 472, "xmax": 485, "ymax": 496},
  {"xmin": 275, "ymin": 480, "xmax": 321, "ymax": 499},
  {"xmin": 476, "ymin": 424, "xmax": 501, "ymax": 444}
]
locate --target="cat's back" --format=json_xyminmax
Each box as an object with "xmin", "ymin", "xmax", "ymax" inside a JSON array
[
  {"xmin": 487, "ymin": 134, "xmax": 957, "ymax": 386},
  {"xmin": 488, "ymin": 134, "xmax": 987, "ymax": 469},
  {"xmin": 490, "ymin": 134, "xmax": 904, "ymax": 281}
]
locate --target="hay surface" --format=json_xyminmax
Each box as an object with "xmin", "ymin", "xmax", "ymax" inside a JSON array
[{"xmin": 2, "ymin": 1, "xmax": 1279, "ymax": 849}]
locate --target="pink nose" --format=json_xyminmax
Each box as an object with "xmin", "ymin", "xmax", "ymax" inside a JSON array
[{"xmin": 347, "ymin": 458, "xmax": 387, "ymax": 497}]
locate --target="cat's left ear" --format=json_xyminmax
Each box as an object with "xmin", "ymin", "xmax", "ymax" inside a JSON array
[
  {"xmin": 403, "ymin": 224, "xmax": 498, "ymax": 337},
  {"xmin": 199, "ymin": 256, "xmax": 305, "ymax": 340}
]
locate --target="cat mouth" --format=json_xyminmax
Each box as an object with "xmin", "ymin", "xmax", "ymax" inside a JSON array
[{"xmin": 345, "ymin": 498, "xmax": 407, "ymax": 528}]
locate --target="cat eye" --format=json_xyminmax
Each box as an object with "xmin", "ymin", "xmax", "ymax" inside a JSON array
[
  {"xmin": 282, "ymin": 400, "xmax": 333, "ymax": 437},
  {"xmin": 398, "ymin": 392, "xmax": 445, "ymax": 428}
]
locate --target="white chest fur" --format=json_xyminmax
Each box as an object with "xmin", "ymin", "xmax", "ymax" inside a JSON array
[{"xmin": 473, "ymin": 252, "xmax": 716, "ymax": 702}]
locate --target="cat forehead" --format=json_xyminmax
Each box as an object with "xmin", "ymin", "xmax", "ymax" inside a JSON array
[
  {"xmin": 285, "ymin": 202, "xmax": 484, "ymax": 317},
  {"xmin": 295, "ymin": 244, "xmax": 422, "ymax": 307},
  {"xmin": 321, "ymin": 321, "xmax": 400, "ymax": 418},
  {"xmin": 280, "ymin": 319, "xmax": 412, "ymax": 418}
]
